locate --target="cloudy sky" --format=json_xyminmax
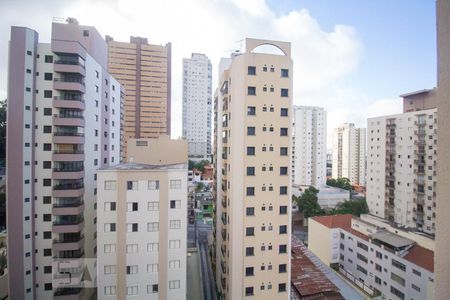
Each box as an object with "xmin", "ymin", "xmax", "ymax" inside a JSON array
[{"xmin": 0, "ymin": 0, "xmax": 436, "ymax": 148}]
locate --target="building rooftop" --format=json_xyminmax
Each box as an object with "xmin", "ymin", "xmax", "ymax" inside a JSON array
[
  {"xmin": 399, "ymin": 88, "xmax": 434, "ymax": 98},
  {"xmin": 291, "ymin": 236, "xmax": 344, "ymax": 300},
  {"xmin": 100, "ymin": 162, "xmax": 187, "ymax": 171},
  {"xmin": 371, "ymin": 230, "xmax": 415, "ymax": 249},
  {"xmin": 403, "ymin": 245, "xmax": 434, "ymax": 272}
]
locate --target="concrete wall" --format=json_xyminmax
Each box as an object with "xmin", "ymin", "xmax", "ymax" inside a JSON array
[
  {"xmin": 308, "ymin": 218, "xmax": 333, "ymax": 265},
  {"xmin": 127, "ymin": 136, "xmax": 188, "ymax": 165}
]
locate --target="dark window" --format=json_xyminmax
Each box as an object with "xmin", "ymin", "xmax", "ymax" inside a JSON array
[
  {"xmin": 83, "ymin": 30, "xmax": 89, "ymax": 37},
  {"xmin": 44, "ymin": 283, "xmax": 52, "ymax": 291},
  {"xmin": 110, "ymin": 202, "xmax": 116, "ymax": 211},
  {"xmin": 132, "ymin": 223, "xmax": 138, "ymax": 232},
  {"xmin": 44, "ymin": 90, "xmax": 52, "ymax": 98},
  {"xmin": 43, "ymin": 179, "xmax": 51, "ymax": 186},
  {"xmin": 280, "ymin": 108, "xmax": 288, "ymax": 116},
  {"xmin": 280, "ymin": 167, "xmax": 288, "ymax": 175},
  {"xmin": 279, "ymin": 225, "xmax": 287, "ymax": 234},
  {"xmin": 246, "ymin": 207, "xmax": 255, "ymax": 216},
  {"xmin": 43, "ymin": 108, "xmax": 52, "ymax": 116},
  {"xmin": 43, "ymin": 161, "xmax": 51, "ymax": 169},
  {"xmin": 247, "ymin": 167, "xmax": 255, "ymax": 176},
  {"xmin": 248, "ymin": 86, "xmax": 256, "ymax": 95},
  {"xmin": 25, "ymin": 87, "xmax": 31, "ymax": 92},
  {"xmin": 279, "ymin": 244, "xmax": 287, "ymax": 253},
  {"xmin": 43, "ymin": 196, "xmax": 51, "ymax": 204},
  {"xmin": 390, "ymin": 286, "xmax": 405, "ymax": 300},
  {"xmin": 247, "ymin": 106, "xmax": 256, "ymax": 116},
  {"xmin": 281, "ymin": 88, "xmax": 289, "ymax": 97},
  {"xmin": 26, "ymin": 50, "xmax": 32, "ymax": 55},
  {"xmin": 43, "ymin": 126, "xmax": 52, "ymax": 134},
  {"xmin": 247, "ymin": 126, "xmax": 255, "ymax": 136},
  {"xmin": 263, "ymin": 66, "xmax": 267, "ymax": 72},
  {"xmin": 246, "ymin": 247, "xmax": 254, "ymax": 256},
  {"xmin": 43, "ymin": 143, "xmax": 52, "ymax": 151},
  {"xmin": 280, "ymin": 186, "xmax": 287, "ymax": 195},
  {"xmin": 127, "ymin": 181, "xmax": 133, "ymax": 190},
  {"xmin": 246, "ymin": 227, "xmax": 254, "ymax": 236},
  {"xmin": 278, "ymin": 283, "xmax": 286, "ymax": 292},
  {"xmin": 43, "ymin": 231, "xmax": 51, "ymax": 239},
  {"xmin": 281, "ymin": 69, "xmax": 289, "ymax": 77},
  {"xmin": 245, "ymin": 287, "xmax": 254, "ymax": 296},
  {"xmin": 132, "ymin": 202, "xmax": 138, "ymax": 211},
  {"xmin": 357, "ymin": 241, "xmax": 368, "ymax": 251},
  {"xmin": 44, "ymin": 266, "xmax": 52, "ymax": 274},
  {"xmin": 279, "ymin": 264, "xmax": 287, "ymax": 273},
  {"xmin": 279, "ymin": 206, "xmax": 287, "ymax": 214},
  {"xmin": 247, "ymin": 147, "xmax": 255, "ymax": 155},
  {"xmin": 44, "ymin": 55, "xmax": 53, "ymax": 63},
  {"xmin": 245, "ymin": 267, "xmax": 254, "ymax": 276},
  {"xmin": 26, "ymin": 69, "xmax": 31, "ymax": 74},
  {"xmin": 43, "ymin": 248, "xmax": 52, "ymax": 257},
  {"xmin": 280, "ymin": 147, "xmax": 288, "ymax": 156},
  {"xmin": 392, "ymin": 259, "xmax": 406, "ymax": 271},
  {"xmin": 152, "ymin": 284, "xmax": 158, "ymax": 293},
  {"xmin": 44, "ymin": 73, "xmax": 53, "ymax": 81},
  {"xmin": 248, "ymin": 66, "xmax": 256, "ymax": 75},
  {"xmin": 43, "ymin": 214, "xmax": 51, "ymax": 222},
  {"xmin": 246, "ymin": 187, "xmax": 255, "ymax": 196},
  {"xmin": 280, "ymin": 128, "xmax": 288, "ymax": 136}
]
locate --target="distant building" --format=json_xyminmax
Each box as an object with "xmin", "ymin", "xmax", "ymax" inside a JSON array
[
  {"xmin": 332, "ymin": 123, "xmax": 366, "ymax": 186},
  {"xmin": 292, "ymin": 106, "xmax": 327, "ymax": 187},
  {"xmin": 96, "ymin": 137, "xmax": 188, "ymax": 299},
  {"xmin": 202, "ymin": 165, "xmax": 214, "ymax": 181},
  {"xmin": 182, "ymin": 53, "xmax": 212, "ymax": 159},
  {"xmin": 292, "ymin": 185, "xmax": 350, "ymax": 210},
  {"xmin": 309, "ymin": 214, "xmax": 435, "ymax": 300}
]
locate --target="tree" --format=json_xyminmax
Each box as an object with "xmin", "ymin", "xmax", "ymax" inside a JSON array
[
  {"xmin": 188, "ymin": 160, "xmax": 210, "ymax": 172},
  {"xmin": 332, "ymin": 198, "xmax": 369, "ymax": 217},
  {"xmin": 327, "ymin": 177, "xmax": 352, "ymax": 191},
  {"xmin": 294, "ymin": 187, "xmax": 325, "ymax": 218},
  {"xmin": 195, "ymin": 182, "xmax": 205, "ymax": 193}
]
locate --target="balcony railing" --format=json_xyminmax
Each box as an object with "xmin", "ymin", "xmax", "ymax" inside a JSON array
[
  {"xmin": 53, "ymin": 95, "xmax": 84, "ymax": 102},
  {"xmin": 53, "ymin": 200, "xmax": 84, "ymax": 208},
  {"xmin": 55, "ymin": 60, "xmax": 86, "ymax": 68},
  {"xmin": 53, "ymin": 217, "xmax": 84, "ymax": 226},
  {"xmin": 53, "ymin": 183, "xmax": 84, "ymax": 190},
  {"xmin": 54, "ymin": 77, "xmax": 85, "ymax": 85},
  {"xmin": 53, "ymin": 166, "xmax": 84, "ymax": 172},
  {"xmin": 53, "ymin": 234, "xmax": 84, "ymax": 244},
  {"xmin": 54, "ymin": 288, "xmax": 82, "ymax": 297},
  {"xmin": 53, "ymin": 150, "xmax": 84, "ymax": 155},
  {"xmin": 54, "ymin": 132, "xmax": 85, "ymax": 137},
  {"xmin": 54, "ymin": 250, "xmax": 85, "ymax": 259}
]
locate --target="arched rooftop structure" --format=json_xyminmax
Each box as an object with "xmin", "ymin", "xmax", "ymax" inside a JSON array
[{"xmin": 245, "ymin": 38, "xmax": 291, "ymax": 57}]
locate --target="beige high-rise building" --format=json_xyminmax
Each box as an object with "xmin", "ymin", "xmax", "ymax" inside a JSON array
[
  {"xmin": 332, "ymin": 123, "xmax": 366, "ymax": 186},
  {"xmin": 435, "ymin": 0, "xmax": 450, "ymax": 298},
  {"xmin": 214, "ymin": 38, "xmax": 292, "ymax": 300},
  {"xmin": 106, "ymin": 36, "xmax": 171, "ymax": 156}
]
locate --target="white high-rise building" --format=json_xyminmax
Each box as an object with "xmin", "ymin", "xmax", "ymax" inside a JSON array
[
  {"xmin": 292, "ymin": 106, "xmax": 327, "ymax": 187},
  {"xmin": 182, "ymin": 53, "xmax": 212, "ymax": 159},
  {"xmin": 332, "ymin": 123, "xmax": 366, "ymax": 186},
  {"xmin": 6, "ymin": 19, "xmax": 122, "ymax": 299},
  {"xmin": 367, "ymin": 92, "xmax": 437, "ymax": 235}
]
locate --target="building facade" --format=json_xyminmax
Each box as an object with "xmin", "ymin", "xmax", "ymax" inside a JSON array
[
  {"xmin": 292, "ymin": 106, "xmax": 326, "ymax": 187},
  {"xmin": 367, "ymin": 107, "xmax": 437, "ymax": 235},
  {"xmin": 7, "ymin": 19, "xmax": 122, "ymax": 299},
  {"xmin": 106, "ymin": 36, "xmax": 171, "ymax": 156},
  {"xmin": 214, "ymin": 38, "xmax": 292, "ymax": 300},
  {"xmin": 182, "ymin": 53, "xmax": 212, "ymax": 159},
  {"xmin": 332, "ymin": 123, "xmax": 366, "ymax": 186},
  {"xmin": 309, "ymin": 214, "xmax": 435, "ymax": 300},
  {"xmin": 96, "ymin": 138, "xmax": 188, "ymax": 300}
]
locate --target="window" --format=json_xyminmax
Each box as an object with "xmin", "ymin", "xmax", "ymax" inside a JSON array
[
  {"xmin": 170, "ymin": 179, "xmax": 182, "ymax": 189},
  {"xmin": 357, "ymin": 241, "xmax": 368, "ymax": 251},
  {"xmin": 169, "ymin": 280, "xmax": 180, "ymax": 289},
  {"xmin": 44, "ymin": 73, "xmax": 53, "ymax": 81},
  {"xmin": 104, "ymin": 223, "xmax": 116, "ymax": 232},
  {"xmin": 280, "ymin": 186, "xmax": 287, "ymax": 195},
  {"xmin": 247, "ymin": 126, "xmax": 256, "ymax": 136},
  {"xmin": 375, "ymin": 263, "xmax": 382, "ymax": 272},
  {"xmin": 43, "ymin": 214, "xmax": 51, "ymax": 222},
  {"xmin": 43, "ymin": 231, "xmax": 51, "ymax": 239},
  {"xmin": 357, "ymin": 264, "xmax": 367, "ymax": 275},
  {"xmin": 169, "ymin": 260, "xmax": 181, "ymax": 269},
  {"xmin": 375, "ymin": 251, "xmax": 382, "ymax": 259},
  {"xmin": 148, "ymin": 180, "xmax": 159, "ymax": 190},
  {"xmin": 43, "ymin": 108, "xmax": 52, "ymax": 116},
  {"xmin": 247, "ymin": 166, "xmax": 255, "ymax": 176},
  {"xmin": 246, "ymin": 207, "xmax": 255, "ymax": 216},
  {"xmin": 43, "ymin": 248, "xmax": 52, "ymax": 256},
  {"xmin": 246, "ymin": 247, "xmax": 254, "ymax": 256},
  {"xmin": 246, "ymin": 227, "xmax": 255, "ymax": 236},
  {"xmin": 169, "ymin": 240, "xmax": 181, "ymax": 249},
  {"xmin": 104, "ymin": 180, "xmax": 116, "ymax": 190},
  {"xmin": 126, "ymin": 244, "xmax": 138, "ymax": 253},
  {"xmin": 44, "ymin": 55, "xmax": 53, "ymax": 63},
  {"xmin": 375, "ymin": 276, "xmax": 382, "ymax": 285},
  {"xmin": 248, "ymin": 86, "xmax": 256, "ymax": 95},
  {"xmin": 247, "ymin": 147, "xmax": 255, "ymax": 155},
  {"xmin": 126, "ymin": 286, "xmax": 138, "ymax": 296},
  {"xmin": 357, "ymin": 253, "xmax": 368, "ymax": 263},
  {"xmin": 127, "ymin": 181, "xmax": 138, "ymax": 190},
  {"xmin": 246, "ymin": 187, "xmax": 255, "ymax": 196},
  {"xmin": 170, "ymin": 200, "xmax": 181, "ymax": 209},
  {"xmin": 248, "ymin": 66, "xmax": 256, "ymax": 75},
  {"xmin": 43, "ymin": 179, "xmax": 51, "ymax": 186},
  {"xmin": 170, "ymin": 220, "xmax": 181, "ymax": 229},
  {"xmin": 279, "ymin": 225, "xmax": 287, "ymax": 234},
  {"xmin": 147, "ymin": 263, "xmax": 158, "ymax": 273},
  {"xmin": 413, "ymin": 269, "xmax": 421, "ymax": 276},
  {"xmin": 245, "ymin": 287, "xmax": 254, "ymax": 296},
  {"xmin": 391, "ymin": 272, "xmax": 405, "ymax": 286},
  {"xmin": 44, "ymin": 90, "xmax": 52, "ymax": 98},
  {"xmin": 280, "ymin": 147, "xmax": 288, "ymax": 156},
  {"xmin": 147, "ymin": 243, "xmax": 159, "ymax": 252},
  {"xmin": 104, "ymin": 244, "xmax": 116, "ymax": 253},
  {"xmin": 148, "ymin": 201, "xmax": 159, "ymax": 211},
  {"xmin": 281, "ymin": 69, "xmax": 289, "ymax": 77},
  {"xmin": 104, "ymin": 265, "xmax": 116, "ymax": 274},
  {"xmin": 44, "ymin": 266, "xmax": 52, "ymax": 274},
  {"xmin": 392, "ymin": 259, "xmax": 406, "ymax": 271},
  {"xmin": 280, "ymin": 167, "xmax": 288, "ymax": 175},
  {"xmin": 104, "ymin": 202, "xmax": 116, "ymax": 211},
  {"xmin": 126, "ymin": 265, "xmax": 138, "ymax": 274},
  {"xmin": 147, "ymin": 222, "xmax": 159, "ymax": 232},
  {"xmin": 42, "ymin": 161, "xmax": 51, "ymax": 169},
  {"xmin": 245, "ymin": 267, "xmax": 254, "ymax": 276},
  {"xmin": 148, "ymin": 284, "xmax": 158, "ymax": 294},
  {"xmin": 104, "ymin": 286, "xmax": 116, "ymax": 295},
  {"xmin": 279, "ymin": 244, "xmax": 287, "ymax": 253},
  {"xmin": 280, "ymin": 127, "xmax": 288, "ymax": 136},
  {"xmin": 278, "ymin": 283, "xmax": 286, "ymax": 292},
  {"xmin": 412, "ymin": 284, "xmax": 421, "ymax": 292},
  {"xmin": 247, "ymin": 106, "xmax": 256, "ymax": 116},
  {"xmin": 279, "ymin": 205, "xmax": 287, "ymax": 214},
  {"xmin": 127, "ymin": 202, "xmax": 138, "ymax": 212},
  {"xmin": 281, "ymin": 88, "xmax": 289, "ymax": 97},
  {"xmin": 279, "ymin": 264, "xmax": 287, "ymax": 273},
  {"xmin": 280, "ymin": 108, "xmax": 288, "ymax": 116},
  {"xmin": 390, "ymin": 286, "xmax": 405, "ymax": 300}
]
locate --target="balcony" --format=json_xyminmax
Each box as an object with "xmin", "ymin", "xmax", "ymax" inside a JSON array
[
  {"xmin": 221, "ymin": 244, "xmax": 227, "ymax": 257},
  {"xmin": 221, "ymin": 228, "xmax": 227, "ymax": 241},
  {"xmin": 54, "ymin": 60, "xmax": 86, "ymax": 75},
  {"xmin": 53, "ymin": 114, "xmax": 84, "ymax": 127},
  {"xmin": 54, "ymin": 288, "xmax": 84, "ymax": 300},
  {"xmin": 221, "ymin": 213, "xmax": 227, "ymax": 225},
  {"xmin": 53, "ymin": 267, "xmax": 84, "ymax": 288},
  {"xmin": 53, "ymin": 234, "xmax": 85, "ymax": 252},
  {"xmin": 52, "ymin": 202, "xmax": 84, "ymax": 216},
  {"xmin": 221, "ymin": 260, "xmax": 227, "ymax": 274},
  {"xmin": 221, "ymin": 198, "xmax": 227, "ymax": 208},
  {"xmin": 53, "ymin": 181, "xmax": 84, "ymax": 198},
  {"xmin": 53, "ymin": 150, "xmax": 84, "ymax": 162},
  {"xmin": 52, "ymin": 163, "xmax": 84, "ymax": 180},
  {"xmin": 53, "ymin": 95, "xmax": 85, "ymax": 110},
  {"xmin": 53, "ymin": 132, "xmax": 85, "ymax": 144},
  {"xmin": 54, "ymin": 77, "xmax": 85, "ymax": 93},
  {"xmin": 414, "ymin": 197, "xmax": 425, "ymax": 205},
  {"xmin": 52, "ymin": 217, "xmax": 84, "ymax": 234}
]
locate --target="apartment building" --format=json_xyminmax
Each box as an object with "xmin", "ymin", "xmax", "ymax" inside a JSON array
[
  {"xmin": 214, "ymin": 38, "xmax": 292, "ymax": 300},
  {"xmin": 367, "ymin": 102, "xmax": 437, "ymax": 234},
  {"xmin": 292, "ymin": 106, "xmax": 326, "ymax": 187},
  {"xmin": 332, "ymin": 123, "xmax": 366, "ymax": 186},
  {"xmin": 182, "ymin": 53, "xmax": 212, "ymax": 159},
  {"xmin": 6, "ymin": 19, "xmax": 122, "ymax": 299},
  {"xmin": 309, "ymin": 214, "xmax": 435, "ymax": 300},
  {"xmin": 96, "ymin": 137, "xmax": 187, "ymax": 300},
  {"xmin": 106, "ymin": 36, "xmax": 171, "ymax": 156}
]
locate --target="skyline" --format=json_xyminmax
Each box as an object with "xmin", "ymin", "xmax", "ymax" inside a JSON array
[{"xmin": 0, "ymin": 0, "xmax": 436, "ymax": 147}]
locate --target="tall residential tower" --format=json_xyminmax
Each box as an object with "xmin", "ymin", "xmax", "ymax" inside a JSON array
[
  {"xmin": 182, "ymin": 53, "xmax": 212, "ymax": 159},
  {"xmin": 7, "ymin": 19, "xmax": 122, "ymax": 299},
  {"xmin": 214, "ymin": 38, "xmax": 292, "ymax": 300}
]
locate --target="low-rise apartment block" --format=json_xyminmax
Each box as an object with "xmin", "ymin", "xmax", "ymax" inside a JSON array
[{"xmin": 309, "ymin": 214, "xmax": 434, "ymax": 300}]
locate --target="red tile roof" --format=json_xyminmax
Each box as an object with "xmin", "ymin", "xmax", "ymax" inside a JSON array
[
  {"xmin": 291, "ymin": 236, "xmax": 344, "ymax": 299},
  {"xmin": 403, "ymin": 245, "xmax": 434, "ymax": 272}
]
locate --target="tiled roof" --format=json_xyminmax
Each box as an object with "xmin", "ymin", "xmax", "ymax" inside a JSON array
[
  {"xmin": 403, "ymin": 245, "xmax": 434, "ymax": 272},
  {"xmin": 291, "ymin": 236, "xmax": 344, "ymax": 299}
]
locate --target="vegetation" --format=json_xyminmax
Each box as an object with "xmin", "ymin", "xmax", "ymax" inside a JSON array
[
  {"xmin": 188, "ymin": 159, "xmax": 210, "ymax": 172},
  {"xmin": 195, "ymin": 182, "xmax": 205, "ymax": 193},
  {"xmin": 326, "ymin": 177, "xmax": 352, "ymax": 191},
  {"xmin": 330, "ymin": 198, "xmax": 369, "ymax": 217}
]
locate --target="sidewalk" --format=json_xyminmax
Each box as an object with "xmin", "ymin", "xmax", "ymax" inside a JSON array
[{"xmin": 187, "ymin": 248, "xmax": 203, "ymax": 300}]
